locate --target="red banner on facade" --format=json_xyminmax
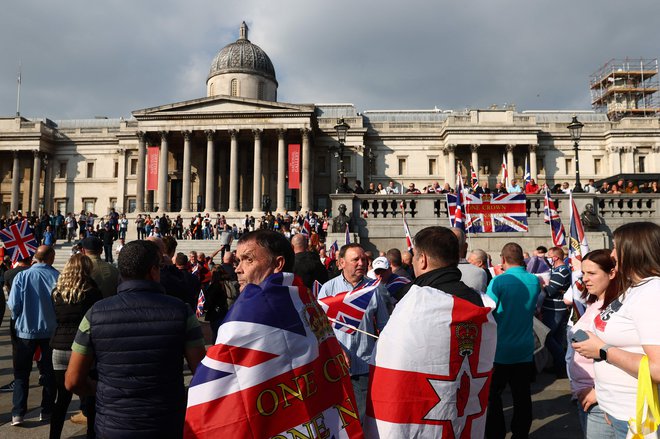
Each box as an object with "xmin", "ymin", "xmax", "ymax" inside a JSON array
[
  {"xmin": 147, "ymin": 146, "xmax": 159, "ymax": 191},
  {"xmin": 288, "ymin": 144, "xmax": 300, "ymax": 189}
]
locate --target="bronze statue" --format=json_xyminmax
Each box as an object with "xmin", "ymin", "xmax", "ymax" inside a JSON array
[
  {"xmin": 581, "ymin": 203, "xmax": 603, "ymax": 230},
  {"xmin": 332, "ymin": 204, "xmax": 350, "ymax": 233}
]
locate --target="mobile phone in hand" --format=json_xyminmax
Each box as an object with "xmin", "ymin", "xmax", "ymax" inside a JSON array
[{"xmin": 571, "ymin": 329, "xmax": 589, "ymax": 343}]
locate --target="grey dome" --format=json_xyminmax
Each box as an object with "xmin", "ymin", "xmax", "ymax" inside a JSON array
[{"xmin": 208, "ymin": 22, "xmax": 277, "ymax": 83}]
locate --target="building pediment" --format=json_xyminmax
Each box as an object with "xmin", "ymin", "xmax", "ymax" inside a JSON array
[{"xmin": 132, "ymin": 95, "xmax": 315, "ymax": 121}]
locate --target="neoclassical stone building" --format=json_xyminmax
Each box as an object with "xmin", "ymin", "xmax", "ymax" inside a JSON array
[{"xmin": 1, "ymin": 23, "xmax": 659, "ymax": 218}]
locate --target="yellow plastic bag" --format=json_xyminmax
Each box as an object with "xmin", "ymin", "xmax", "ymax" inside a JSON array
[{"xmin": 628, "ymin": 355, "xmax": 660, "ymax": 438}]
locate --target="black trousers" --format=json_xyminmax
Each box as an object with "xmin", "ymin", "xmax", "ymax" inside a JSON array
[{"xmin": 485, "ymin": 362, "xmax": 535, "ymax": 439}]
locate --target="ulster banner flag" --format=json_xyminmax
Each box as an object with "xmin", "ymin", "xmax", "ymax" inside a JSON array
[
  {"xmin": 184, "ymin": 272, "xmax": 363, "ymax": 438},
  {"xmin": 364, "ymin": 285, "xmax": 497, "ymax": 439}
]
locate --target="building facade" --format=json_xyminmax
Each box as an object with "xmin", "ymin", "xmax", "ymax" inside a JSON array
[{"xmin": 1, "ymin": 24, "xmax": 659, "ymax": 218}]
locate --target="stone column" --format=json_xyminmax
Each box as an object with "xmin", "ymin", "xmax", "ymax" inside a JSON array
[
  {"xmin": 506, "ymin": 144, "xmax": 515, "ymax": 182},
  {"xmin": 446, "ymin": 144, "xmax": 456, "ymax": 187},
  {"xmin": 43, "ymin": 155, "xmax": 53, "ymax": 213},
  {"xmin": 157, "ymin": 131, "xmax": 169, "ymax": 212},
  {"xmin": 136, "ymin": 131, "xmax": 146, "ymax": 212},
  {"xmin": 529, "ymin": 144, "xmax": 538, "ymax": 180},
  {"xmin": 276, "ymin": 129, "xmax": 286, "ymax": 212},
  {"xmin": 301, "ymin": 128, "xmax": 312, "ymax": 212},
  {"xmin": 31, "ymin": 150, "xmax": 41, "ymax": 214},
  {"xmin": 623, "ymin": 146, "xmax": 636, "ymax": 173},
  {"xmin": 252, "ymin": 129, "xmax": 263, "ymax": 213},
  {"xmin": 652, "ymin": 145, "xmax": 660, "ymax": 172},
  {"xmin": 470, "ymin": 144, "xmax": 480, "ymax": 179},
  {"xmin": 608, "ymin": 146, "xmax": 622, "ymax": 175},
  {"xmin": 116, "ymin": 149, "xmax": 126, "ymax": 213},
  {"xmin": 355, "ymin": 145, "xmax": 365, "ymax": 184},
  {"xmin": 11, "ymin": 150, "xmax": 20, "ymax": 212},
  {"xmin": 205, "ymin": 130, "xmax": 216, "ymax": 212},
  {"xmin": 181, "ymin": 130, "xmax": 192, "ymax": 212},
  {"xmin": 228, "ymin": 129, "xmax": 239, "ymax": 212}
]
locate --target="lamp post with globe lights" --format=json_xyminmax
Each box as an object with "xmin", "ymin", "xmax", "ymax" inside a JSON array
[{"xmin": 567, "ymin": 115, "xmax": 585, "ymax": 193}]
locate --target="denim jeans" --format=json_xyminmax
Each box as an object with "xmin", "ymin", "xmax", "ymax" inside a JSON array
[
  {"xmin": 351, "ymin": 374, "xmax": 369, "ymax": 422},
  {"xmin": 542, "ymin": 308, "xmax": 569, "ymax": 374},
  {"xmin": 577, "ymin": 403, "xmax": 616, "ymax": 439},
  {"xmin": 13, "ymin": 338, "xmax": 55, "ymax": 417}
]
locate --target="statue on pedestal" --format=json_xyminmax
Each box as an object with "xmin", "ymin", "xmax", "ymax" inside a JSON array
[
  {"xmin": 332, "ymin": 204, "xmax": 350, "ymax": 233},
  {"xmin": 581, "ymin": 203, "xmax": 603, "ymax": 230}
]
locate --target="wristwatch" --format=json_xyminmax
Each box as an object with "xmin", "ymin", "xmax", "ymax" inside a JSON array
[{"xmin": 599, "ymin": 344, "xmax": 612, "ymax": 363}]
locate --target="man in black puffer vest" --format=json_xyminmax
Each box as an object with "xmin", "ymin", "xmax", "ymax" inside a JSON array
[{"xmin": 65, "ymin": 240, "xmax": 206, "ymax": 438}]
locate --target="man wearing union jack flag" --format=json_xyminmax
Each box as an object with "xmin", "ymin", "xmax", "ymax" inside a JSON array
[
  {"xmin": 185, "ymin": 231, "xmax": 363, "ymax": 438},
  {"xmin": 318, "ymin": 243, "xmax": 390, "ymax": 421},
  {"xmin": 369, "ymin": 256, "xmax": 411, "ymax": 302}
]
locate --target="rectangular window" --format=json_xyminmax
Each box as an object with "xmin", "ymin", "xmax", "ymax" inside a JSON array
[
  {"xmin": 565, "ymin": 158, "xmax": 573, "ymax": 175},
  {"xmin": 56, "ymin": 200, "xmax": 67, "ymax": 214},
  {"xmin": 639, "ymin": 156, "xmax": 646, "ymax": 173},
  {"xmin": 130, "ymin": 158, "xmax": 138, "ymax": 175},
  {"xmin": 58, "ymin": 162, "xmax": 67, "ymax": 179},
  {"xmin": 127, "ymin": 198, "xmax": 136, "ymax": 213},
  {"xmin": 86, "ymin": 162, "xmax": 95, "ymax": 179},
  {"xmin": 316, "ymin": 155, "xmax": 327, "ymax": 175},
  {"xmin": 343, "ymin": 156, "xmax": 352, "ymax": 173},
  {"xmin": 594, "ymin": 158, "xmax": 602, "ymax": 175},
  {"xmin": 398, "ymin": 158, "xmax": 407, "ymax": 176},
  {"xmin": 109, "ymin": 198, "xmax": 117, "ymax": 209},
  {"xmin": 113, "ymin": 161, "xmax": 119, "ymax": 178},
  {"xmin": 83, "ymin": 198, "xmax": 95, "ymax": 213},
  {"xmin": 428, "ymin": 158, "xmax": 437, "ymax": 176}
]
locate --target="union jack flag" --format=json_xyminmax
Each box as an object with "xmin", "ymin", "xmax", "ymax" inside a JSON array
[
  {"xmin": 470, "ymin": 162, "xmax": 479, "ymax": 190},
  {"xmin": 524, "ymin": 156, "xmax": 531, "ymax": 185},
  {"xmin": 385, "ymin": 274, "xmax": 411, "ymax": 296},
  {"xmin": 312, "ymin": 280, "xmax": 322, "ymax": 300},
  {"xmin": 318, "ymin": 278, "xmax": 381, "ymax": 334},
  {"xmin": 184, "ymin": 272, "xmax": 363, "ymax": 438},
  {"xmin": 0, "ymin": 220, "xmax": 39, "ymax": 264},
  {"xmin": 328, "ymin": 240, "xmax": 339, "ymax": 260},
  {"xmin": 447, "ymin": 193, "xmax": 528, "ymax": 233},
  {"xmin": 301, "ymin": 218, "xmax": 311, "ymax": 236},
  {"xmin": 196, "ymin": 290, "xmax": 205, "ymax": 318},
  {"xmin": 568, "ymin": 191, "xmax": 589, "ymax": 262},
  {"xmin": 544, "ymin": 189, "xmax": 566, "ymax": 246}
]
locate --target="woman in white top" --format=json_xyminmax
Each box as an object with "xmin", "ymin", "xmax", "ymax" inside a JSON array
[
  {"xmin": 567, "ymin": 249, "xmax": 617, "ymax": 438},
  {"xmin": 573, "ymin": 222, "xmax": 660, "ymax": 438}
]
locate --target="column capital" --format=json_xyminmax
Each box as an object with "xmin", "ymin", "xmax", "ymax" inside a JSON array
[
  {"xmin": 136, "ymin": 131, "xmax": 147, "ymax": 142},
  {"xmin": 32, "ymin": 149, "xmax": 41, "ymax": 158},
  {"xmin": 159, "ymin": 130, "xmax": 169, "ymax": 141},
  {"xmin": 116, "ymin": 148, "xmax": 126, "ymax": 156},
  {"xmin": 276, "ymin": 128, "xmax": 286, "ymax": 140},
  {"xmin": 607, "ymin": 145, "xmax": 622, "ymax": 154},
  {"xmin": 229, "ymin": 129, "xmax": 239, "ymax": 139},
  {"xmin": 624, "ymin": 145, "xmax": 636, "ymax": 153},
  {"xmin": 300, "ymin": 127, "xmax": 311, "ymax": 138},
  {"xmin": 652, "ymin": 145, "xmax": 660, "ymax": 153},
  {"xmin": 470, "ymin": 143, "xmax": 480, "ymax": 152},
  {"xmin": 445, "ymin": 144, "xmax": 456, "ymax": 153},
  {"xmin": 182, "ymin": 130, "xmax": 192, "ymax": 141},
  {"xmin": 205, "ymin": 129, "xmax": 215, "ymax": 140},
  {"xmin": 252, "ymin": 128, "xmax": 263, "ymax": 139},
  {"xmin": 355, "ymin": 144, "xmax": 364, "ymax": 152},
  {"xmin": 529, "ymin": 144, "xmax": 538, "ymax": 152},
  {"xmin": 12, "ymin": 149, "xmax": 19, "ymax": 158},
  {"xmin": 506, "ymin": 144, "xmax": 516, "ymax": 152}
]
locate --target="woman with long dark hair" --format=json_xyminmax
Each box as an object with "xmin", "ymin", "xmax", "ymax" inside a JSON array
[
  {"xmin": 573, "ymin": 222, "xmax": 660, "ymax": 438},
  {"xmin": 50, "ymin": 254, "xmax": 102, "ymax": 439},
  {"xmin": 567, "ymin": 249, "xmax": 617, "ymax": 438}
]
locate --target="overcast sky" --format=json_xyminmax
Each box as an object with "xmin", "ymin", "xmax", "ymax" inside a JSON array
[{"xmin": 2, "ymin": 0, "xmax": 660, "ymax": 120}]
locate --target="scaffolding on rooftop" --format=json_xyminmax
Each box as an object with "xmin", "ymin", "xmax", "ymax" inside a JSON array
[{"xmin": 590, "ymin": 58, "xmax": 660, "ymax": 121}]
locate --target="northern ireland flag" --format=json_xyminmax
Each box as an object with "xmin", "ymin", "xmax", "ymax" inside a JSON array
[
  {"xmin": 364, "ymin": 285, "xmax": 497, "ymax": 439},
  {"xmin": 447, "ymin": 193, "xmax": 528, "ymax": 233},
  {"xmin": 0, "ymin": 220, "xmax": 39, "ymax": 264},
  {"xmin": 318, "ymin": 278, "xmax": 381, "ymax": 334},
  {"xmin": 184, "ymin": 272, "xmax": 363, "ymax": 438}
]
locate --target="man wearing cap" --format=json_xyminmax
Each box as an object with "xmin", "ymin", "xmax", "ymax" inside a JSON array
[
  {"xmin": 370, "ymin": 256, "xmax": 411, "ymax": 303},
  {"xmin": 81, "ymin": 236, "xmax": 119, "ymax": 299}
]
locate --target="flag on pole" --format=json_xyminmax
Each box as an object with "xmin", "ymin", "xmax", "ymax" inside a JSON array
[
  {"xmin": 543, "ymin": 188, "xmax": 566, "ymax": 246},
  {"xmin": 364, "ymin": 284, "xmax": 497, "ymax": 438},
  {"xmin": 344, "ymin": 223, "xmax": 351, "ymax": 245},
  {"xmin": 0, "ymin": 220, "xmax": 39, "ymax": 265},
  {"xmin": 195, "ymin": 290, "xmax": 205, "ymax": 318},
  {"xmin": 470, "ymin": 163, "xmax": 479, "ymax": 191},
  {"xmin": 184, "ymin": 272, "xmax": 363, "ymax": 438},
  {"xmin": 456, "ymin": 164, "xmax": 464, "ymax": 194},
  {"xmin": 500, "ymin": 154, "xmax": 509, "ymax": 188},
  {"xmin": 301, "ymin": 218, "xmax": 311, "ymax": 236},
  {"xmin": 400, "ymin": 202, "xmax": 414, "ymax": 253},
  {"xmin": 568, "ymin": 191, "xmax": 589, "ymax": 262},
  {"xmin": 524, "ymin": 156, "xmax": 531, "ymax": 185},
  {"xmin": 328, "ymin": 240, "xmax": 339, "ymax": 260},
  {"xmin": 447, "ymin": 193, "xmax": 528, "ymax": 233},
  {"xmin": 318, "ymin": 278, "xmax": 381, "ymax": 334},
  {"xmin": 312, "ymin": 280, "xmax": 323, "ymax": 300}
]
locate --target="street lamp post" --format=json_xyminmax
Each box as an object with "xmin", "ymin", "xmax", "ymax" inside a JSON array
[
  {"xmin": 567, "ymin": 115, "xmax": 584, "ymax": 193},
  {"xmin": 333, "ymin": 117, "xmax": 350, "ymax": 192}
]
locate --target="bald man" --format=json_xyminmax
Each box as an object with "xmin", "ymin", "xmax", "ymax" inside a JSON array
[
  {"xmin": 7, "ymin": 246, "xmax": 59, "ymax": 425},
  {"xmin": 292, "ymin": 233, "xmax": 328, "ymax": 289},
  {"xmin": 451, "ymin": 227, "xmax": 488, "ymax": 293}
]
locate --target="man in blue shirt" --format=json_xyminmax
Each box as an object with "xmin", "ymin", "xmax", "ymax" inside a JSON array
[
  {"xmin": 7, "ymin": 245, "xmax": 59, "ymax": 426},
  {"xmin": 318, "ymin": 243, "xmax": 390, "ymax": 421},
  {"xmin": 485, "ymin": 242, "xmax": 541, "ymax": 439}
]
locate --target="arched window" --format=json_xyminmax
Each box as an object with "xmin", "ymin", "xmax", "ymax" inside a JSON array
[
  {"xmin": 258, "ymin": 81, "xmax": 265, "ymax": 100},
  {"xmin": 231, "ymin": 79, "xmax": 238, "ymax": 97}
]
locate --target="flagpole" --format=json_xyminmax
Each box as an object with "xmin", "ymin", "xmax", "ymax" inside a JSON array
[
  {"xmin": 16, "ymin": 62, "xmax": 21, "ymax": 117},
  {"xmin": 327, "ymin": 317, "xmax": 379, "ymax": 339}
]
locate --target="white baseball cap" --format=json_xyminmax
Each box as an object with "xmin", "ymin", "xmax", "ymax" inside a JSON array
[{"xmin": 372, "ymin": 256, "xmax": 390, "ymax": 272}]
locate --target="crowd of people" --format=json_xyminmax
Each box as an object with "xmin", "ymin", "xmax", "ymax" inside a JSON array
[{"xmin": 1, "ymin": 208, "xmax": 659, "ymax": 437}]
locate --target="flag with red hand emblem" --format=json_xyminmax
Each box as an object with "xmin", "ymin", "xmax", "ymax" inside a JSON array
[
  {"xmin": 364, "ymin": 285, "xmax": 497, "ymax": 439},
  {"xmin": 0, "ymin": 220, "xmax": 38, "ymax": 264},
  {"xmin": 184, "ymin": 272, "xmax": 363, "ymax": 438}
]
